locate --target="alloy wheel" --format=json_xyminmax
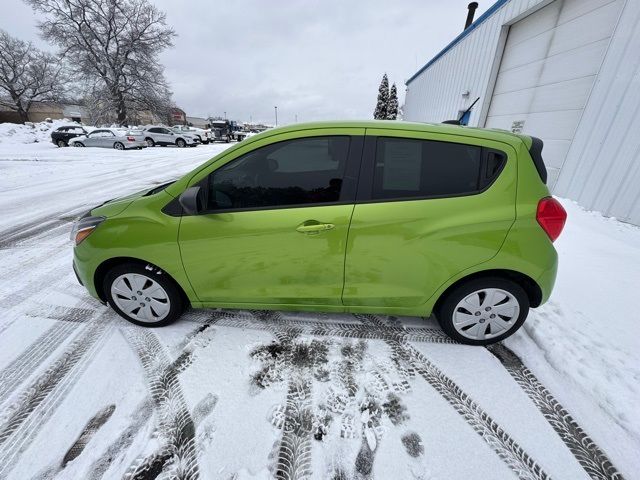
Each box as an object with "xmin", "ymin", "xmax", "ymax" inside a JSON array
[
  {"xmin": 452, "ymin": 288, "xmax": 520, "ymax": 341},
  {"xmin": 110, "ymin": 273, "xmax": 171, "ymax": 323}
]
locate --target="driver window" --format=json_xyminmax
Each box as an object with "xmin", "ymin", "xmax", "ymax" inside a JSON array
[{"xmin": 206, "ymin": 136, "xmax": 350, "ymax": 211}]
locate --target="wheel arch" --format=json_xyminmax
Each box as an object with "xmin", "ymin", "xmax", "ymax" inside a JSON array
[
  {"xmin": 94, "ymin": 256, "xmax": 190, "ymax": 307},
  {"xmin": 433, "ymin": 269, "xmax": 542, "ymax": 315}
]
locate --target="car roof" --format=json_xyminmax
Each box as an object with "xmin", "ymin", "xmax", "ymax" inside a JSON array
[{"xmin": 259, "ymin": 120, "xmax": 530, "ymax": 148}]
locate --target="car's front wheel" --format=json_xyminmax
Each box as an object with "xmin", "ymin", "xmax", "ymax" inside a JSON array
[
  {"xmin": 104, "ymin": 263, "xmax": 184, "ymax": 327},
  {"xmin": 73, "ymin": 142, "xmax": 84, "ymax": 147},
  {"xmin": 57, "ymin": 139, "xmax": 67, "ymax": 147},
  {"xmin": 435, "ymin": 277, "xmax": 529, "ymax": 345}
]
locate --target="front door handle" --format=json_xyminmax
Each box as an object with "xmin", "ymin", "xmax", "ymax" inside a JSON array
[{"xmin": 296, "ymin": 221, "xmax": 335, "ymax": 234}]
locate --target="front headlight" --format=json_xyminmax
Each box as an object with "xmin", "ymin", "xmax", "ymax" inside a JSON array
[{"xmin": 70, "ymin": 215, "xmax": 106, "ymax": 245}]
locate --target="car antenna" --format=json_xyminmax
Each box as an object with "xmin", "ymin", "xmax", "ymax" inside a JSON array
[{"xmin": 442, "ymin": 96, "xmax": 480, "ymax": 125}]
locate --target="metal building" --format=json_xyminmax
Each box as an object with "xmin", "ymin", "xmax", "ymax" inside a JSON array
[{"xmin": 404, "ymin": 0, "xmax": 640, "ymax": 225}]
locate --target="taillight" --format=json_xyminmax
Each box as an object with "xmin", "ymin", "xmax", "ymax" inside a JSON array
[
  {"xmin": 536, "ymin": 197, "xmax": 567, "ymax": 241},
  {"xmin": 127, "ymin": 136, "xmax": 135, "ymax": 142}
]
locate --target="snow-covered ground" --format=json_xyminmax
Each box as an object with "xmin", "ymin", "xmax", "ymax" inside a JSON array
[{"xmin": 0, "ymin": 136, "xmax": 638, "ymax": 479}]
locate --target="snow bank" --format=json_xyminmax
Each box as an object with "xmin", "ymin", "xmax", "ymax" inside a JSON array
[{"xmin": 0, "ymin": 119, "xmax": 79, "ymax": 145}]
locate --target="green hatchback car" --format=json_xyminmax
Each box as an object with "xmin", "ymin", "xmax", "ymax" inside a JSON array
[{"xmin": 72, "ymin": 121, "xmax": 566, "ymax": 345}]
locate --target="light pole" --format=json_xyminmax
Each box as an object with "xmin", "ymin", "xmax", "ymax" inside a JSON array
[
  {"xmin": 274, "ymin": 106, "xmax": 278, "ymax": 127},
  {"xmin": 224, "ymin": 111, "xmax": 227, "ymax": 120},
  {"xmin": 295, "ymin": 114, "xmax": 298, "ymax": 123}
]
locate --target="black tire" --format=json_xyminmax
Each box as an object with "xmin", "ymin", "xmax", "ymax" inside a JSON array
[
  {"xmin": 57, "ymin": 139, "xmax": 67, "ymax": 147},
  {"xmin": 176, "ymin": 138, "xmax": 186, "ymax": 148},
  {"xmin": 435, "ymin": 276, "xmax": 530, "ymax": 346},
  {"xmin": 104, "ymin": 262, "xmax": 184, "ymax": 327},
  {"xmin": 114, "ymin": 142, "xmax": 124, "ymax": 150},
  {"xmin": 145, "ymin": 137, "xmax": 155, "ymax": 147},
  {"xmin": 74, "ymin": 142, "xmax": 85, "ymax": 147}
]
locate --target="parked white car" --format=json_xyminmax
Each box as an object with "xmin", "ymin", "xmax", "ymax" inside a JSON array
[
  {"xmin": 171, "ymin": 125, "xmax": 211, "ymax": 144},
  {"xmin": 68, "ymin": 128, "xmax": 146, "ymax": 150},
  {"xmin": 143, "ymin": 126, "xmax": 197, "ymax": 148}
]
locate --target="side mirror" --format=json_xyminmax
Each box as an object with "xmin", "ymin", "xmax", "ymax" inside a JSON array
[{"xmin": 179, "ymin": 186, "xmax": 203, "ymax": 215}]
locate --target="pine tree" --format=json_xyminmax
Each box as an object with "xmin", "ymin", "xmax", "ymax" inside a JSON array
[
  {"xmin": 373, "ymin": 73, "xmax": 389, "ymax": 119},
  {"xmin": 387, "ymin": 83, "xmax": 399, "ymax": 120}
]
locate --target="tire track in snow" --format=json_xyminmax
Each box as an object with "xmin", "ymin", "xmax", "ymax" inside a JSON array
[
  {"xmin": 0, "ymin": 260, "xmax": 77, "ymax": 310},
  {"xmin": 211, "ymin": 311, "xmax": 453, "ymax": 344},
  {"xmin": 85, "ymin": 398, "xmax": 154, "ymax": 480},
  {"xmin": 0, "ymin": 320, "xmax": 79, "ymax": 407},
  {"xmin": 389, "ymin": 340, "xmax": 550, "ymax": 480},
  {"xmin": 207, "ymin": 309, "xmax": 622, "ymax": 478},
  {"xmin": 368, "ymin": 312, "xmax": 624, "ymax": 479},
  {"xmin": 0, "ymin": 313, "xmax": 112, "ymax": 478},
  {"xmin": 61, "ymin": 404, "xmax": 116, "ymax": 467},
  {"xmin": 248, "ymin": 311, "xmax": 317, "ymax": 480},
  {"xmin": 122, "ymin": 328, "xmax": 200, "ymax": 480},
  {"xmin": 0, "ymin": 207, "xmax": 84, "ymax": 248},
  {"xmin": 30, "ymin": 404, "xmax": 117, "ymax": 480},
  {"xmin": 359, "ymin": 314, "xmax": 550, "ymax": 480},
  {"xmin": 488, "ymin": 344, "xmax": 624, "ymax": 480}
]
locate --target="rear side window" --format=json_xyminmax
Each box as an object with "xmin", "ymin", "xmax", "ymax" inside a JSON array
[{"xmin": 372, "ymin": 137, "xmax": 483, "ymax": 200}]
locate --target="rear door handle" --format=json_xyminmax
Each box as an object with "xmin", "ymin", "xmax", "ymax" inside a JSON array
[{"xmin": 296, "ymin": 221, "xmax": 335, "ymax": 234}]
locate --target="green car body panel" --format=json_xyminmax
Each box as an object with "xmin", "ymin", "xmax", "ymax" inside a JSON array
[{"xmin": 73, "ymin": 120, "xmax": 558, "ymax": 318}]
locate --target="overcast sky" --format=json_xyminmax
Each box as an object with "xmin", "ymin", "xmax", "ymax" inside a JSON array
[{"xmin": 2, "ymin": 0, "xmax": 489, "ymax": 124}]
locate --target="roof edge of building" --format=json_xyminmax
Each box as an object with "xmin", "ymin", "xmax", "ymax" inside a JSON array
[{"xmin": 405, "ymin": 0, "xmax": 509, "ymax": 86}]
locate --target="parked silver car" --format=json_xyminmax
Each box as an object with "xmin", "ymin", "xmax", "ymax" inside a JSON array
[
  {"xmin": 69, "ymin": 128, "xmax": 146, "ymax": 150},
  {"xmin": 143, "ymin": 126, "xmax": 197, "ymax": 148}
]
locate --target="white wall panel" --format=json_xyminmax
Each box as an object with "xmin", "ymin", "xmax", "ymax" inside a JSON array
[
  {"xmin": 555, "ymin": 0, "xmax": 640, "ymax": 224},
  {"xmin": 485, "ymin": 0, "xmax": 622, "ymax": 188},
  {"xmin": 405, "ymin": 0, "xmax": 638, "ymax": 224}
]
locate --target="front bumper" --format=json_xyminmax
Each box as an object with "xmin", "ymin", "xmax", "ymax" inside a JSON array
[{"xmin": 73, "ymin": 260, "xmax": 83, "ymax": 286}]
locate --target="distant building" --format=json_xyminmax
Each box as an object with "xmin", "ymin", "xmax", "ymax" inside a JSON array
[
  {"xmin": 186, "ymin": 116, "xmax": 208, "ymax": 128},
  {"xmin": 0, "ymin": 102, "xmax": 88, "ymax": 124},
  {"xmin": 404, "ymin": 0, "xmax": 640, "ymax": 225},
  {"xmin": 169, "ymin": 108, "xmax": 186, "ymax": 126}
]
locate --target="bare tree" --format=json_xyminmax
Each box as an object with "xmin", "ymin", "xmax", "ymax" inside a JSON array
[
  {"xmin": 26, "ymin": 0, "xmax": 176, "ymax": 125},
  {"xmin": 0, "ymin": 29, "xmax": 67, "ymax": 123}
]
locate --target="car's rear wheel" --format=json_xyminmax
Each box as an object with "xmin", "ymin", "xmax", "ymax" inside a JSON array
[
  {"xmin": 435, "ymin": 277, "xmax": 529, "ymax": 345},
  {"xmin": 114, "ymin": 142, "xmax": 124, "ymax": 150},
  {"xmin": 104, "ymin": 263, "xmax": 184, "ymax": 327},
  {"xmin": 57, "ymin": 139, "xmax": 67, "ymax": 147},
  {"xmin": 73, "ymin": 142, "xmax": 84, "ymax": 147},
  {"xmin": 176, "ymin": 138, "xmax": 186, "ymax": 148},
  {"xmin": 145, "ymin": 138, "xmax": 155, "ymax": 147}
]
